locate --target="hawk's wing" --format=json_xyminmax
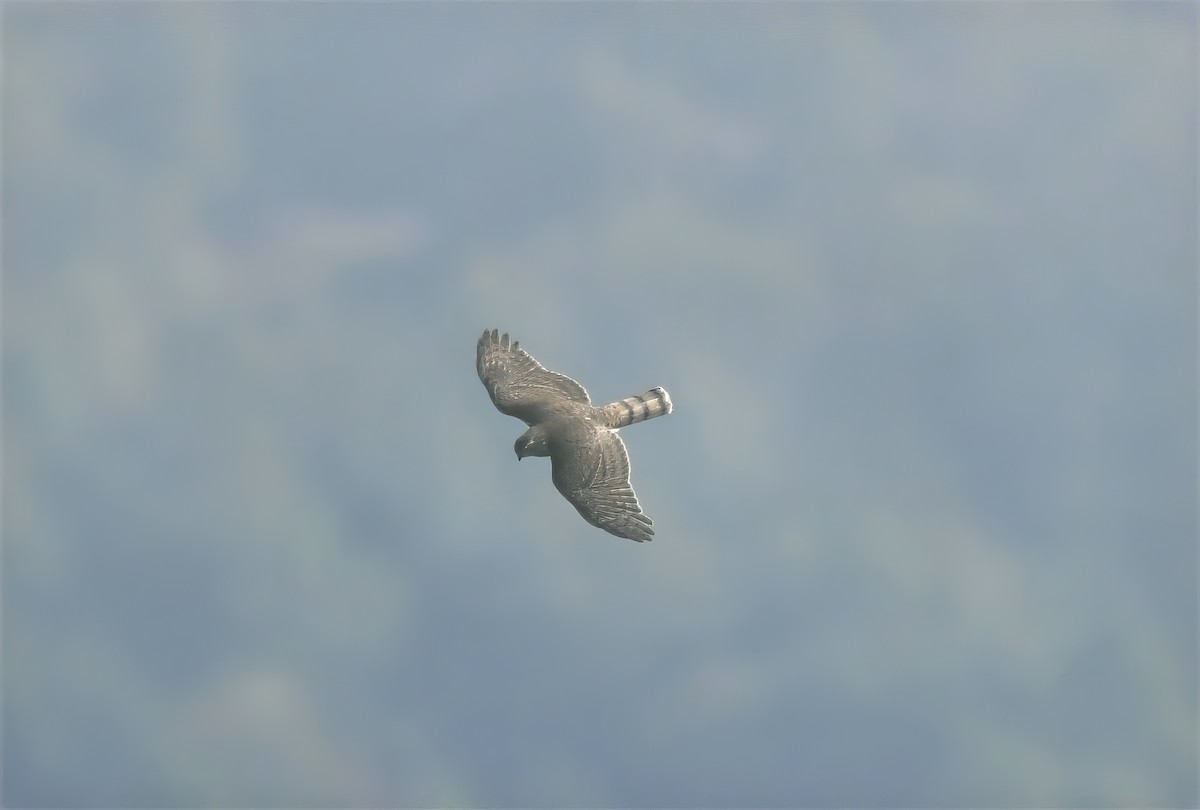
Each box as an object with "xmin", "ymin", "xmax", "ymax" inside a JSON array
[
  {"xmin": 550, "ymin": 427, "xmax": 654, "ymax": 543},
  {"xmin": 477, "ymin": 329, "xmax": 590, "ymax": 425}
]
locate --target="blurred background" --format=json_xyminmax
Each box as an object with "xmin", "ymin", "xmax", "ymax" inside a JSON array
[{"xmin": 3, "ymin": 3, "xmax": 1196, "ymax": 807}]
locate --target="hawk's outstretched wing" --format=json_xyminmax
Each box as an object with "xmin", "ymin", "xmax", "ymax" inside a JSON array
[
  {"xmin": 550, "ymin": 427, "xmax": 654, "ymax": 543},
  {"xmin": 477, "ymin": 329, "xmax": 590, "ymax": 425}
]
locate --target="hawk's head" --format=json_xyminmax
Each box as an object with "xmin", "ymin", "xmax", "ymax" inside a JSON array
[{"xmin": 514, "ymin": 426, "xmax": 551, "ymax": 460}]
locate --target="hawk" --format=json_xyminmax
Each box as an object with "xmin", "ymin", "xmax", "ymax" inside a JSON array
[{"xmin": 477, "ymin": 328, "xmax": 672, "ymax": 543}]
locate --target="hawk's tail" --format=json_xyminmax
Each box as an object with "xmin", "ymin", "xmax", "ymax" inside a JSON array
[{"xmin": 601, "ymin": 387, "xmax": 673, "ymax": 429}]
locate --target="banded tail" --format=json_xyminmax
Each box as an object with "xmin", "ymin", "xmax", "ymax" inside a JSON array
[{"xmin": 601, "ymin": 386, "xmax": 673, "ymax": 429}]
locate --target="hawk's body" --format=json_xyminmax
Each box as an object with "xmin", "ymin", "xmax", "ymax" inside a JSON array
[{"xmin": 476, "ymin": 329, "xmax": 671, "ymax": 543}]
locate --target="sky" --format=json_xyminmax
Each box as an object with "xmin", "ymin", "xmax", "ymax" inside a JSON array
[{"xmin": 3, "ymin": 2, "xmax": 1197, "ymax": 808}]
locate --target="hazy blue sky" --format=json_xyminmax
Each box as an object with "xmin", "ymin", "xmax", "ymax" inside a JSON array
[{"xmin": 4, "ymin": 3, "xmax": 1196, "ymax": 807}]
